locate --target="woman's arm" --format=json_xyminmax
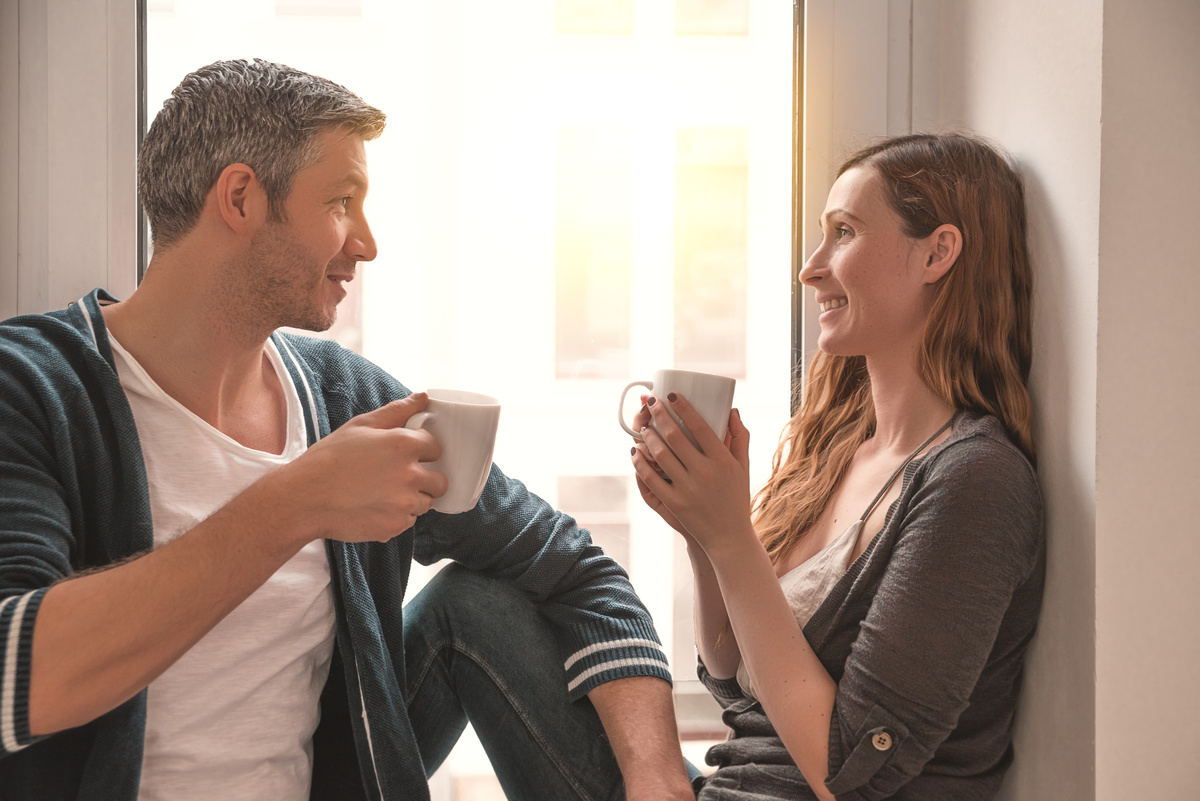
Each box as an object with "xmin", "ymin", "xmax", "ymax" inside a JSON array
[
  {"xmin": 629, "ymin": 397, "xmax": 741, "ymax": 676},
  {"xmin": 632, "ymin": 443, "xmax": 741, "ymax": 679},
  {"xmin": 637, "ymin": 395, "xmax": 1043, "ymax": 800},
  {"xmin": 702, "ymin": 524, "xmax": 838, "ymax": 801},
  {"xmin": 685, "ymin": 539, "xmax": 741, "ymax": 679},
  {"xmin": 631, "ymin": 395, "xmax": 838, "ymax": 800}
]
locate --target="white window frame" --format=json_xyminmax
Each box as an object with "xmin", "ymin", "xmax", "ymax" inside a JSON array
[
  {"xmin": 0, "ymin": 0, "xmax": 140, "ymax": 318},
  {"xmin": 0, "ymin": 0, "xmax": 942, "ymax": 754},
  {"xmin": 0, "ymin": 0, "xmax": 936, "ymax": 359},
  {"xmin": 798, "ymin": 0, "xmax": 940, "ymax": 376}
]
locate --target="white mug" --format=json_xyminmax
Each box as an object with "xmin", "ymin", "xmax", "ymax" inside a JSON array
[
  {"xmin": 618, "ymin": 369, "xmax": 736, "ymax": 449},
  {"xmin": 403, "ymin": 389, "xmax": 501, "ymax": 514}
]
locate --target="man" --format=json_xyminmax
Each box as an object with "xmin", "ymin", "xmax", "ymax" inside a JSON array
[{"xmin": 0, "ymin": 59, "xmax": 694, "ymax": 800}]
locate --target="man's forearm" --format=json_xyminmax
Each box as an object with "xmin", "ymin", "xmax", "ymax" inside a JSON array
[
  {"xmin": 588, "ymin": 676, "xmax": 694, "ymax": 800},
  {"xmin": 29, "ymin": 476, "xmax": 307, "ymax": 736}
]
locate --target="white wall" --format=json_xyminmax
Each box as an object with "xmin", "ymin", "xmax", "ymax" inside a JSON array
[
  {"xmin": 935, "ymin": 0, "xmax": 1200, "ymax": 798},
  {"xmin": 1095, "ymin": 0, "xmax": 1200, "ymax": 797},
  {"xmin": 802, "ymin": 2, "xmax": 1109, "ymax": 793},
  {"xmin": 936, "ymin": 3, "xmax": 1104, "ymax": 798}
]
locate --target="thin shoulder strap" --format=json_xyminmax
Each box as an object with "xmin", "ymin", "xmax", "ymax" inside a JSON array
[{"xmin": 859, "ymin": 416, "xmax": 955, "ymax": 522}]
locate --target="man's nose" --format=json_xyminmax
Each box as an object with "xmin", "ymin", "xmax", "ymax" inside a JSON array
[{"xmin": 348, "ymin": 215, "xmax": 377, "ymax": 263}]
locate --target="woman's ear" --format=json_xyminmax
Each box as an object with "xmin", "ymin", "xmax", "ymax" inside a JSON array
[
  {"xmin": 214, "ymin": 162, "xmax": 267, "ymax": 236},
  {"xmin": 922, "ymin": 223, "xmax": 963, "ymax": 284}
]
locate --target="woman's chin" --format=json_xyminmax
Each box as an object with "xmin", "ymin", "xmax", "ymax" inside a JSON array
[{"xmin": 817, "ymin": 335, "xmax": 853, "ymax": 357}]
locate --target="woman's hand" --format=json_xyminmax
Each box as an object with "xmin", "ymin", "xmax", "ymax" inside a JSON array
[
  {"xmin": 629, "ymin": 392, "xmax": 756, "ymax": 557},
  {"xmin": 628, "ymin": 395, "xmax": 691, "ymax": 537}
]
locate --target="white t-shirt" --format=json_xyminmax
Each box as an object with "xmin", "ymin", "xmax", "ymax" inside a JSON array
[{"xmin": 108, "ymin": 335, "xmax": 336, "ymax": 801}]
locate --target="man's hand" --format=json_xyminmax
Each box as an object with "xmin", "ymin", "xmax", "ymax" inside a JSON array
[
  {"xmin": 271, "ymin": 392, "xmax": 449, "ymax": 544},
  {"xmin": 588, "ymin": 677, "xmax": 695, "ymax": 800},
  {"xmin": 27, "ymin": 393, "xmax": 446, "ymax": 737}
]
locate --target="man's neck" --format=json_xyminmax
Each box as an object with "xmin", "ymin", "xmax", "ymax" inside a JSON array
[{"xmin": 102, "ymin": 261, "xmax": 289, "ymax": 453}]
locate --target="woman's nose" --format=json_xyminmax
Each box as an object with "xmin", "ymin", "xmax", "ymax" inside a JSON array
[{"xmin": 799, "ymin": 247, "xmax": 825, "ymax": 286}]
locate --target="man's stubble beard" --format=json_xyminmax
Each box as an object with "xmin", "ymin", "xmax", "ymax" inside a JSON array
[{"xmin": 230, "ymin": 222, "xmax": 339, "ymax": 336}]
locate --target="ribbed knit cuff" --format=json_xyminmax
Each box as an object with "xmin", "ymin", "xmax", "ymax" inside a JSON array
[
  {"xmin": 1, "ymin": 587, "xmax": 47, "ymax": 755},
  {"xmin": 562, "ymin": 618, "xmax": 672, "ymax": 702},
  {"xmin": 697, "ymin": 656, "xmax": 743, "ymax": 701}
]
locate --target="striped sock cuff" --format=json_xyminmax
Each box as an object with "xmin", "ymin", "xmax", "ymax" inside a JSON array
[{"xmin": 0, "ymin": 588, "xmax": 46, "ymax": 755}]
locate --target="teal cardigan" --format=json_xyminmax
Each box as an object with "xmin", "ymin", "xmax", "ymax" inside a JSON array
[{"xmin": 0, "ymin": 289, "xmax": 670, "ymax": 800}]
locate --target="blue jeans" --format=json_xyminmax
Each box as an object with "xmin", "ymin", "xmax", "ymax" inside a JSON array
[{"xmin": 403, "ymin": 563, "xmax": 630, "ymax": 801}]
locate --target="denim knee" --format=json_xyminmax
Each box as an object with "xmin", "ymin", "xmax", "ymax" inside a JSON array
[{"xmin": 406, "ymin": 563, "xmax": 542, "ymax": 643}]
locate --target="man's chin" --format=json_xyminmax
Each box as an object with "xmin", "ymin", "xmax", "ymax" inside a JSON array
[{"xmin": 283, "ymin": 308, "xmax": 337, "ymax": 334}]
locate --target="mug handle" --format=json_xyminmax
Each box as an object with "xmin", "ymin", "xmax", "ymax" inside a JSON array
[
  {"xmin": 404, "ymin": 410, "xmax": 436, "ymax": 432},
  {"xmin": 618, "ymin": 380, "xmax": 654, "ymax": 440}
]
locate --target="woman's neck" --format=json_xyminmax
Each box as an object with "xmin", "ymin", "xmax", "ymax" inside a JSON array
[{"xmin": 864, "ymin": 353, "xmax": 957, "ymax": 457}]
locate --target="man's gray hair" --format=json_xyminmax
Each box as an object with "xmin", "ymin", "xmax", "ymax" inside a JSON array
[{"xmin": 138, "ymin": 58, "xmax": 387, "ymax": 249}]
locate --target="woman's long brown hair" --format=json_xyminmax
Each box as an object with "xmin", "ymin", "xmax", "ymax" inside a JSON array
[{"xmin": 754, "ymin": 133, "xmax": 1035, "ymax": 565}]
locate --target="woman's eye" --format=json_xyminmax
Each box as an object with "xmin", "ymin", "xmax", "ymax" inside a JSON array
[{"xmin": 836, "ymin": 226, "xmax": 852, "ymax": 239}]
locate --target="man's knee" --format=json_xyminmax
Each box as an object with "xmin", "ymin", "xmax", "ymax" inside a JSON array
[{"xmin": 407, "ymin": 564, "xmax": 541, "ymax": 639}]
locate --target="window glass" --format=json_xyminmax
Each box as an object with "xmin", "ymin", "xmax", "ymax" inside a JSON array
[
  {"xmin": 558, "ymin": 0, "xmax": 633, "ymax": 34},
  {"xmin": 674, "ymin": 128, "xmax": 748, "ymax": 375},
  {"xmin": 275, "ymin": 0, "xmax": 362, "ymax": 17},
  {"xmin": 556, "ymin": 128, "xmax": 633, "ymax": 379},
  {"xmin": 148, "ymin": 1, "xmax": 792, "ymax": 792},
  {"xmin": 559, "ymin": 475, "xmax": 631, "ymax": 570},
  {"xmin": 676, "ymin": 0, "xmax": 750, "ymax": 36}
]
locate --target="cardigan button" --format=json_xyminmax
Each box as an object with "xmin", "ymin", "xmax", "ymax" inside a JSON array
[{"xmin": 872, "ymin": 731, "xmax": 893, "ymax": 751}]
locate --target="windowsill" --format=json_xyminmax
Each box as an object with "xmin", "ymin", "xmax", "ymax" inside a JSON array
[{"xmin": 674, "ymin": 680, "xmax": 727, "ymax": 741}]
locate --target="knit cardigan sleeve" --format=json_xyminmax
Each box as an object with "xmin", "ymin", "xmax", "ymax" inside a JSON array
[
  {"xmin": 280, "ymin": 334, "xmax": 672, "ymax": 702},
  {"xmin": 0, "ymin": 302, "xmax": 153, "ymax": 763},
  {"xmin": 0, "ymin": 323, "xmax": 83, "ymax": 756},
  {"xmin": 414, "ymin": 465, "xmax": 673, "ymax": 700}
]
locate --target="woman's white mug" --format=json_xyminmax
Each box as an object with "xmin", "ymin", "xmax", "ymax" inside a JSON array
[
  {"xmin": 618, "ymin": 369, "xmax": 736, "ymax": 449},
  {"xmin": 403, "ymin": 389, "xmax": 501, "ymax": 514}
]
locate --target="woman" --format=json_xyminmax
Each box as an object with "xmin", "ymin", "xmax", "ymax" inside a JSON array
[{"xmin": 630, "ymin": 133, "xmax": 1043, "ymax": 800}]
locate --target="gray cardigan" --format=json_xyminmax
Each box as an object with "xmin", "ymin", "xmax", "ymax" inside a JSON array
[{"xmin": 696, "ymin": 412, "xmax": 1044, "ymax": 801}]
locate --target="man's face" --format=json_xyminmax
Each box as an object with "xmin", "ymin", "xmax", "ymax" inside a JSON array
[{"xmin": 236, "ymin": 128, "xmax": 377, "ymax": 333}]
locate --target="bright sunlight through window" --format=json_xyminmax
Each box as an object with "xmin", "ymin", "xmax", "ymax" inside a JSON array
[{"xmin": 148, "ymin": 2, "xmax": 793, "ymax": 795}]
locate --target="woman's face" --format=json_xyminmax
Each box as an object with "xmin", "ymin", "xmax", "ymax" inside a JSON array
[{"xmin": 799, "ymin": 166, "xmax": 937, "ymax": 361}]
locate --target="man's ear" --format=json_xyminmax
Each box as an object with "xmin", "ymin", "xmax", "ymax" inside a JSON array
[
  {"xmin": 922, "ymin": 223, "xmax": 963, "ymax": 285},
  {"xmin": 214, "ymin": 162, "xmax": 266, "ymax": 235}
]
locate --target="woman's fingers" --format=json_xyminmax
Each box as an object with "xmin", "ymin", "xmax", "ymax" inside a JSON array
[
  {"xmin": 643, "ymin": 395, "xmax": 703, "ymax": 470},
  {"xmin": 631, "ymin": 442, "xmax": 677, "ymax": 502},
  {"xmin": 653, "ymin": 392, "xmax": 726, "ymax": 458},
  {"xmin": 728, "ymin": 408, "xmax": 751, "ymax": 469},
  {"xmin": 638, "ymin": 408, "xmax": 687, "ymax": 479},
  {"xmin": 631, "ymin": 395, "xmax": 652, "ymax": 432}
]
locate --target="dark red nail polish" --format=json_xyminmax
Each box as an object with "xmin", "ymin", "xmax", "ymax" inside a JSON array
[
  {"xmin": 647, "ymin": 397, "xmax": 656, "ymax": 407},
  {"xmin": 668, "ymin": 392, "xmax": 678, "ymax": 403},
  {"xmin": 631, "ymin": 447, "xmax": 636, "ymax": 456}
]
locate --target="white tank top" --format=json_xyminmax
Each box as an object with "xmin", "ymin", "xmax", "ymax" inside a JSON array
[{"xmin": 108, "ymin": 333, "xmax": 336, "ymax": 801}]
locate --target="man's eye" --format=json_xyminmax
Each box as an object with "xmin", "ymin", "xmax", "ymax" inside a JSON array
[
  {"xmin": 338, "ymin": 196, "xmax": 351, "ymax": 207},
  {"xmin": 836, "ymin": 227, "xmax": 852, "ymax": 239}
]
